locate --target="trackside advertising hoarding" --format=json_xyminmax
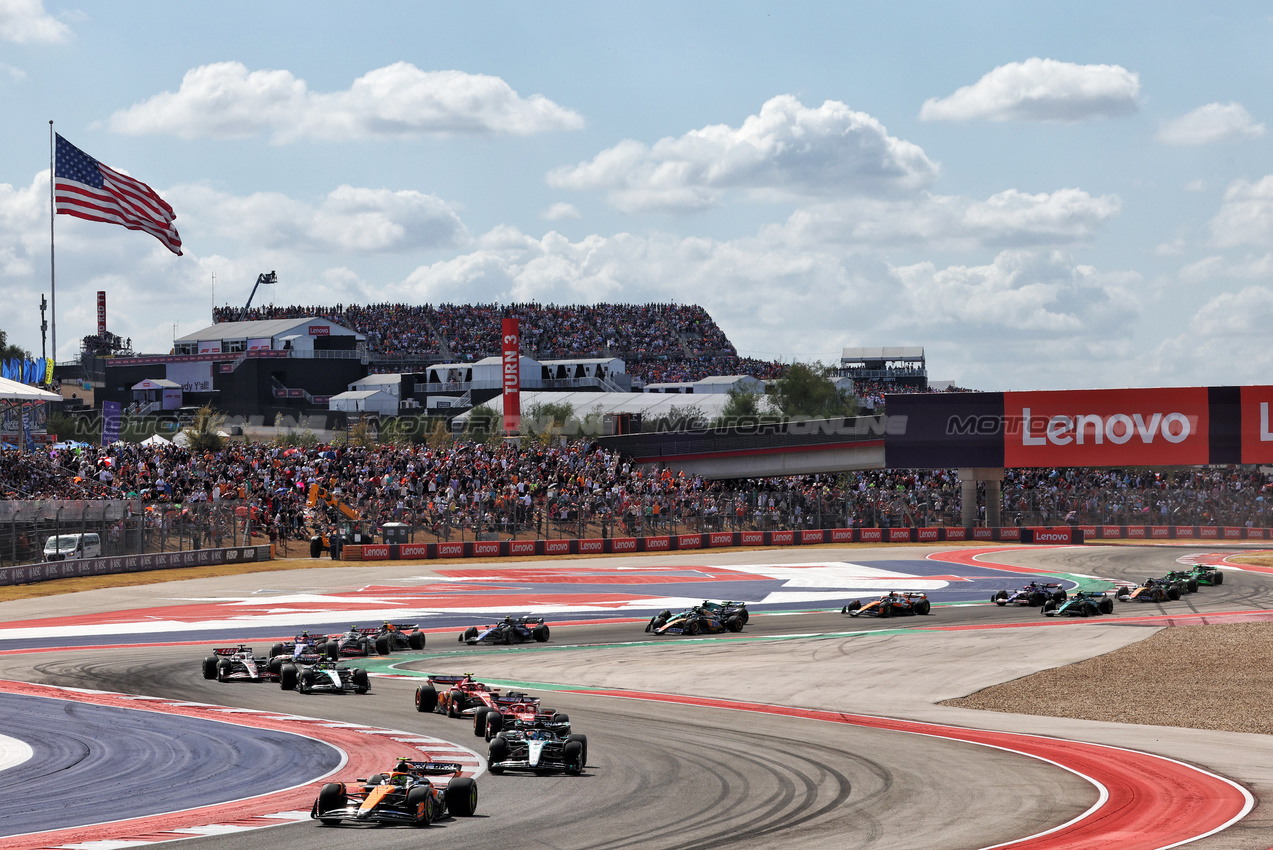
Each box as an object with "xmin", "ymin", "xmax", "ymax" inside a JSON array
[{"xmin": 886, "ymin": 386, "xmax": 1250, "ymax": 468}]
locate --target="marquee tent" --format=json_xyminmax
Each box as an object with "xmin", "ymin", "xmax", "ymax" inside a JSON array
[{"xmin": 0, "ymin": 375, "xmax": 61, "ymax": 402}]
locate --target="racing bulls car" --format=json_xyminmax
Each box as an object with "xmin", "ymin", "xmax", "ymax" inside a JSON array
[
  {"xmin": 1115, "ymin": 578, "xmax": 1183, "ymax": 603},
  {"xmin": 458, "ymin": 615, "xmax": 550, "ymax": 645},
  {"xmin": 991, "ymin": 582, "xmax": 1067, "ymax": 607},
  {"xmin": 279, "ymin": 652, "xmax": 371, "ymax": 694},
  {"xmin": 842, "ymin": 591, "xmax": 932, "ymax": 617},
  {"xmin": 645, "ymin": 603, "xmax": 746, "ymax": 636},
  {"xmin": 311, "ymin": 759, "xmax": 477, "ymax": 826},
  {"xmin": 267, "ymin": 632, "xmax": 326, "ymax": 661},
  {"xmin": 1043, "ymin": 590, "xmax": 1114, "ymax": 617},
  {"xmin": 487, "ymin": 722, "xmax": 588, "ymax": 775},
  {"xmin": 201, "ymin": 645, "xmax": 283, "ymax": 682},
  {"xmin": 374, "ymin": 622, "xmax": 427, "ymax": 652}
]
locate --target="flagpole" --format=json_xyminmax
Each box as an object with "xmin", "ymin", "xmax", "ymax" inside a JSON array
[{"xmin": 48, "ymin": 120, "xmax": 56, "ymax": 366}]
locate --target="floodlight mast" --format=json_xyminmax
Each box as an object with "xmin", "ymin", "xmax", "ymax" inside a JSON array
[{"xmin": 240, "ymin": 271, "xmax": 277, "ymax": 320}]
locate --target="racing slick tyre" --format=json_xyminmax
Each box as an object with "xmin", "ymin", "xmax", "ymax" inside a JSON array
[
  {"xmin": 280, "ymin": 664, "xmax": 298, "ymax": 691},
  {"xmin": 445, "ymin": 777, "xmax": 478, "ymax": 816},
  {"xmin": 1042, "ymin": 600, "xmax": 1058, "ymax": 617},
  {"xmin": 498, "ymin": 625, "xmax": 513, "ymax": 645},
  {"xmin": 473, "ymin": 707, "xmax": 491, "ymax": 737},
  {"xmin": 567, "ymin": 733, "xmax": 588, "ymax": 766},
  {"xmin": 1116, "ymin": 588, "xmax": 1131, "ymax": 600},
  {"xmin": 299, "ymin": 669, "xmax": 316, "ymax": 694},
  {"xmin": 202, "ymin": 656, "xmax": 217, "ymax": 680},
  {"xmin": 352, "ymin": 668, "xmax": 370, "ymax": 694},
  {"xmin": 877, "ymin": 603, "xmax": 891, "ymax": 618},
  {"xmin": 843, "ymin": 599, "xmax": 862, "ymax": 615},
  {"xmin": 1214, "ymin": 571, "xmax": 1224, "ymax": 585},
  {"xmin": 485, "ymin": 711, "xmax": 504, "ymax": 740},
  {"xmin": 406, "ymin": 786, "xmax": 434, "ymax": 826},
  {"xmin": 266, "ymin": 656, "xmax": 283, "ymax": 676},
  {"xmin": 415, "ymin": 684, "xmax": 437, "ymax": 712},
  {"xmin": 217, "ymin": 659, "xmax": 232, "ymax": 682},
  {"xmin": 564, "ymin": 740, "xmax": 585, "ymax": 775},
  {"xmin": 487, "ymin": 737, "xmax": 508, "ymax": 774},
  {"xmin": 409, "ymin": 630, "xmax": 426, "ymax": 650},
  {"xmin": 914, "ymin": 600, "xmax": 932, "ymax": 615},
  {"xmin": 1027, "ymin": 592, "xmax": 1044, "ymax": 607},
  {"xmin": 462, "ymin": 626, "xmax": 479, "ymax": 642},
  {"xmin": 269, "ymin": 642, "xmax": 284, "ymax": 659},
  {"xmin": 325, "ymin": 640, "xmax": 340, "ymax": 660},
  {"xmin": 725, "ymin": 615, "xmax": 743, "ymax": 632},
  {"xmin": 1167, "ymin": 586, "xmax": 1182, "ymax": 601},
  {"xmin": 685, "ymin": 619, "xmax": 701, "ymax": 636},
  {"xmin": 448, "ymin": 690, "xmax": 465, "ymax": 718},
  {"xmin": 552, "ymin": 712, "xmax": 570, "ymax": 725},
  {"xmin": 1053, "ymin": 589, "xmax": 1068, "ymax": 604},
  {"xmin": 993, "ymin": 590, "xmax": 1009, "ymax": 606},
  {"xmin": 1098, "ymin": 597, "xmax": 1115, "ymax": 615},
  {"xmin": 1187, "ymin": 579, "xmax": 1199, "ymax": 593},
  {"xmin": 533, "ymin": 624, "xmax": 550, "ymax": 642},
  {"xmin": 375, "ymin": 635, "xmax": 392, "ymax": 656},
  {"xmin": 314, "ymin": 782, "xmax": 346, "ymax": 825},
  {"xmin": 738, "ymin": 609, "xmax": 749, "ymax": 625}
]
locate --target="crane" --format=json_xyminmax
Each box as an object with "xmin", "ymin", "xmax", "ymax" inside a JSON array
[{"xmin": 240, "ymin": 271, "xmax": 277, "ymax": 320}]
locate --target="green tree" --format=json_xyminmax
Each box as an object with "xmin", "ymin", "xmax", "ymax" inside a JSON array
[
  {"xmin": 715, "ymin": 386, "xmax": 775, "ymax": 427},
  {"xmin": 770, "ymin": 362, "xmax": 858, "ymax": 421},
  {"xmin": 0, "ymin": 328, "xmax": 32, "ymax": 362},
  {"xmin": 648, "ymin": 403, "xmax": 708, "ymax": 432},
  {"xmin": 524, "ymin": 401, "xmax": 574, "ymax": 440},
  {"xmin": 464, "ymin": 404, "xmax": 503, "ymax": 443},
  {"xmin": 184, "ymin": 404, "xmax": 226, "ymax": 451}
]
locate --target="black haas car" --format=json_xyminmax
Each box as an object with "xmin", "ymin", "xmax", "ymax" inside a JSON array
[{"xmin": 201, "ymin": 645, "xmax": 283, "ymax": 683}]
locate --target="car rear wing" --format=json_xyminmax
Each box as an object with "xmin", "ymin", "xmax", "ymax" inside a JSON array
[
  {"xmin": 427, "ymin": 674, "xmax": 473, "ymax": 685},
  {"xmin": 402, "ymin": 760, "xmax": 463, "ymax": 775},
  {"xmin": 515, "ymin": 616, "xmax": 545, "ymax": 625},
  {"xmin": 294, "ymin": 652, "xmax": 325, "ymax": 664},
  {"xmin": 384, "ymin": 622, "xmax": 420, "ymax": 630},
  {"xmin": 212, "ymin": 646, "xmax": 251, "ymax": 656}
]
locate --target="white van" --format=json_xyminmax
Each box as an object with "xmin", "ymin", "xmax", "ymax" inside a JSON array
[{"xmin": 43, "ymin": 533, "xmax": 102, "ymax": 561}]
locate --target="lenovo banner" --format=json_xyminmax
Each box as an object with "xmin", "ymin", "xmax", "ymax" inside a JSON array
[
  {"xmin": 1005, "ymin": 388, "xmax": 1210, "ymax": 467},
  {"xmin": 96, "ymin": 291, "xmax": 106, "ymax": 335},
  {"xmin": 502, "ymin": 317, "xmax": 520, "ymax": 435}
]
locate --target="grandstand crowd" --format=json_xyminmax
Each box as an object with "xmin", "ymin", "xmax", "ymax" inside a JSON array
[
  {"xmin": 5, "ymin": 438, "xmax": 1272, "ymax": 561},
  {"xmin": 213, "ymin": 301, "xmax": 767, "ymax": 384}
]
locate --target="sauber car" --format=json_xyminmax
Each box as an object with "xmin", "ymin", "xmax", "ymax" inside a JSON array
[
  {"xmin": 202, "ymin": 646, "xmax": 282, "ymax": 683},
  {"xmin": 1043, "ymin": 590, "xmax": 1114, "ymax": 617},
  {"xmin": 1187, "ymin": 564, "xmax": 1225, "ymax": 586},
  {"xmin": 991, "ymin": 582, "xmax": 1067, "ymax": 607},
  {"xmin": 842, "ymin": 591, "xmax": 932, "ymax": 617},
  {"xmin": 1115, "ymin": 578, "xmax": 1182, "ymax": 603},
  {"xmin": 279, "ymin": 653, "xmax": 371, "ymax": 694},
  {"xmin": 311, "ymin": 759, "xmax": 477, "ymax": 827},
  {"xmin": 487, "ymin": 722, "xmax": 588, "ymax": 775},
  {"xmin": 458, "ymin": 615, "xmax": 550, "ymax": 645},
  {"xmin": 646, "ymin": 600, "xmax": 748, "ymax": 635}
]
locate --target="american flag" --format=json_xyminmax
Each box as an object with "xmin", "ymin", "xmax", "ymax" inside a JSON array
[{"xmin": 54, "ymin": 134, "xmax": 183, "ymax": 256}]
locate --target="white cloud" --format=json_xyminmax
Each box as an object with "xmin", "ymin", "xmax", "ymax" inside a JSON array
[
  {"xmin": 1155, "ymin": 238, "xmax": 1186, "ymax": 256},
  {"xmin": 170, "ymin": 183, "xmax": 467, "ymax": 252},
  {"xmin": 1179, "ymin": 253, "xmax": 1273, "ymax": 285},
  {"xmin": 541, "ymin": 202, "xmax": 580, "ymax": 221},
  {"xmin": 0, "ymin": 0, "xmax": 70, "ymax": 44},
  {"xmin": 1184, "ymin": 179, "xmax": 1207, "ymax": 192},
  {"xmin": 1150, "ymin": 286, "xmax": 1273, "ymax": 383},
  {"xmin": 919, "ymin": 58, "xmax": 1140, "ymax": 122},
  {"xmin": 548, "ymin": 95, "xmax": 939, "ymax": 212},
  {"xmin": 1157, "ymin": 102, "xmax": 1264, "ymax": 145},
  {"xmin": 773, "ymin": 187, "xmax": 1118, "ymax": 249},
  {"xmin": 107, "ymin": 61, "xmax": 584, "ymax": 141},
  {"xmin": 888, "ymin": 250, "xmax": 1140, "ymax": 334},
  {"xmin": 1209, "ymin": 176, "xmax": 1273, "ymax": 247}
]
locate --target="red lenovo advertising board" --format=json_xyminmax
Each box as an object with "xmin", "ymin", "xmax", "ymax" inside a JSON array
[
  {"xmin": 502, "ymin": 318, "xmax": 520, "ymax": 435},
  {"xmin": 1240, "ymin": 386, "xmax": 1273, "ymax": 463},
  {"xmin": 1004, "ymin": 388, "xmax": 1211, "ymax": 467}
]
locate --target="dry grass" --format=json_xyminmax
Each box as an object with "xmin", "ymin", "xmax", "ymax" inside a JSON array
[
  {"xmin": 943, "ymin": 622, "xmax": 1273, "ymax": 734},
  {"xmin": 1231, "ymin": 554, "xmax": 1273, "ymax": 569}
]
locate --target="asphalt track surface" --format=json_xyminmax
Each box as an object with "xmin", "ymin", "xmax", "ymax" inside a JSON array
[{"xmin": 1, "ymin": 544, "xmax": 1271, "ymax": 850}]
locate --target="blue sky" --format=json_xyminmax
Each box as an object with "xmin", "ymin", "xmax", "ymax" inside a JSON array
[{"xmin": 2, "ymin": 1, "xmax": 1272, "ymax": 390}]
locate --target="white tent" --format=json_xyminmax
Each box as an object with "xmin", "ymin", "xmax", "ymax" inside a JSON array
[
  {"xmin": 141, "ymin": 434, "xmax": 171, "ymax": 446},
  {"xmin": 0, "ymin": 375, "xmax": 61, "ymax": 402}
]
